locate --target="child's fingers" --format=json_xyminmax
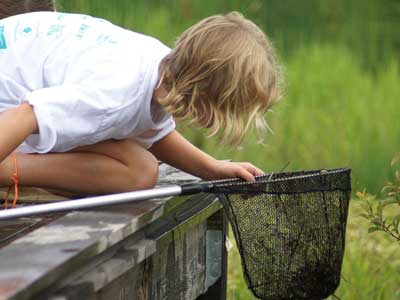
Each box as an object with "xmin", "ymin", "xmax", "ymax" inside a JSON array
[
  {"xmin": 238, "ymin": 162, "xmax": 265, "ymax": 176},
  {"xmin": 235, "ymin": 164, "xmax": 255, "ymax": 181},
  {"xmin": 237, "ymin": 169, "xmax": 255, "ymax": 182},
  {"xmin": 253, "ymin": 166, "xmax": 265, "ymax": 176}
]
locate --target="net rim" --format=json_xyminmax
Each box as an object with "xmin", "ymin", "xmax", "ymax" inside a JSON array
[
  {"xmin": 210, "ymin": 167, "xmax": 351, "ymax": 186},
  {"xmin": 216, "ymin": 167, "xmax": 352, "ymax": 300}
]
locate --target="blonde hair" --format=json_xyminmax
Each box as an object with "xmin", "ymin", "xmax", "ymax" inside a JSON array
[{"xmin": 158, "ymin": 11, "xmax": 282, "ymax": 146}]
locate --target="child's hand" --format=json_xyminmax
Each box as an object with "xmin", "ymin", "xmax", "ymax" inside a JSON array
[{"xmin": 206, "ymin": 160, "xmax": 264, "ymax": 182}]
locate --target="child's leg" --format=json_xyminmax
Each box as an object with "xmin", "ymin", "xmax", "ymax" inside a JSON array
[{"xmin": 0, "ymin": 139, "xmax": 158, "ymax": 195}]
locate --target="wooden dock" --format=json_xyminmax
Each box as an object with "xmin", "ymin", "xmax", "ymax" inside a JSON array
[{"xmin": 0, "ymin": 164, "xmax": 227, "ymax": 300}]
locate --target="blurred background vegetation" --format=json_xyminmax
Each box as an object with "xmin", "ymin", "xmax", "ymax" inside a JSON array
[
  {"xmin": 57, "ymin": 0, "xmax": 400, "ymax": 195},
  {"xmin": 57, "ymin": 1, "xmax": 400, "ymax": 299}
]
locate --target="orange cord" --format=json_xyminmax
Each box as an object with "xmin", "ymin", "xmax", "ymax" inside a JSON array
[{"xmin": 3, "ymin": 153, "xmax": 19, "ymax": 209}]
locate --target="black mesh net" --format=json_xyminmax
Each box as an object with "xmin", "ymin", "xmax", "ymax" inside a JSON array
[{"xmin": 213, "ymin": 168, "xmax": 351, "ymax": 300}]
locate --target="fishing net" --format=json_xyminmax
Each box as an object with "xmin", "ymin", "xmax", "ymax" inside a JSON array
[{"xmin": 214, "ymin": 168, "xmax": 351, "ymax": 300}]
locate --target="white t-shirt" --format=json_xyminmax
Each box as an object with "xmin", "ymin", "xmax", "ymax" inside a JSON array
[{"xmin": 0, "ymin": 11, "xmax": 175, "ymax": 153}]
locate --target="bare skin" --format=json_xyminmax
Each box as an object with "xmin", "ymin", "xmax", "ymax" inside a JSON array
[
  {"xmin": 0, "ymin": 103, "xmax": 38, "ymax": 161},
  {"xmin": 0, "ymin": 139, "xmax": 158, "ymax": 195},
  {"xmin": 149, "ymin": 130, "xmax": 263, "ymax": 181},
  {"xmin": 0, "ymin": 104, "xmax": 159, "ymax": 195},
  {"xmin": 0, "ymin": 130, "xmax": 262, "ymax": 195},
  {"xmin": 0, "ymin": 90, "xmax": 263, "ymax": 195}
]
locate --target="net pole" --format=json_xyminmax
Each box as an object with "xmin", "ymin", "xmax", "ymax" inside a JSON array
[{"xmin": 0, "ymin": 185, "xmax": 182, "ymax": 220}]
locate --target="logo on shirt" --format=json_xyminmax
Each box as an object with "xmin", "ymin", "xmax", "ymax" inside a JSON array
[
  {"xmin": 75, "ymin": 23, "xmax": 90, "ymax": 39},
  {"xmin": 47, "ymin": 24, "xmax": 64, "ymax": 38},
  {"xmin": 96, "ymin": 34, "xmax": 118, "ymax": 45},
  {"xmin": 0, "ymin": 26, "xmax": 7, "ymax": 49},
  {"xmin": 57, "ymin": 13, "xmax": 67, "ymax": 21},
  {"xmin": 19, "ymin": 26, "xmax": 33, "ymax": 36}
]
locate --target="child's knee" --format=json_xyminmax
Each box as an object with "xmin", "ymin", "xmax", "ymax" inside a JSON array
[
  {"xmin": 78, "ymin": 139, "xmax": 159, "ymax": 191},
  {"xmin": 117, "ymin": 140, "xmax": 159, "ymax": 190},
  {"xmin": 132, "ymin": 150, "xmax": 158, "ymax": 189}
]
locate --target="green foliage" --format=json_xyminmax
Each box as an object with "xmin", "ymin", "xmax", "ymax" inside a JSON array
[
  {"xmin": 55, "ymin": 0, "xmax": 400, "ymax": 193},
  {"xmin": 228, "ymin": 201, "xmax": 400, "ymax": 299},
  {"xmin": 54, "ymin": 1, "xmax": 400, "ymax": 298},
  {"xmin": 333, "ymin": 201, "xmax": 400, "ymax": 299},
  {"xmin": 359, "ymin": 154, "xmax": 400, "ymax": 243},
  {"xmin": 58, "ymin": 0, "xmax": 400, "ymax": 71},
  {"xmin": 195, "ymin": 46, "xmax": 400, "ymax": 194}
]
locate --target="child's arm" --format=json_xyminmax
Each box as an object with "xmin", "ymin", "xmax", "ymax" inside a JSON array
[
  {"xmin": 149, "ymin": 130, "xmax": 264, "ymax": 181},
  {"xmin": 0, "ymin": 103, "xmax": 38, "ymax": 162}
]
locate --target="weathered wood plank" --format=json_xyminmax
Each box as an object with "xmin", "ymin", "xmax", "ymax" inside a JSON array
[
  {"xmin": 0, "ymin": 210, "xmax": 148, "ymax": 300},
  {"xmin": 34, "ymin": 196, "xmax": 222, "ymax": 300},
  {"xmin": 199, "ymin": 210, "xmax": 228, "ymax": 300},
  {"xmin": 0, "ymin": 164, "xmax": 223, "ymax": 300}
]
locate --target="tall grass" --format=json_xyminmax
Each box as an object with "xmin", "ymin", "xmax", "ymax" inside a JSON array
[
  {"xmin": 195, "ymin": 45, "xmax": 400, "ymax": 194},
  {"xmin": 228, "ymin": 201, "xmax": 400, "ymax": 300},
  {"xmin": 56, "ymin": 1, "xmax": 400, "ymax": 299},
  {"xmin": 58, "ymin": 0, "xmax": 400, "ymax": 193},
  {"xmin": 58, "ymin": 0, "xmax": 400, "ymax": 71}
]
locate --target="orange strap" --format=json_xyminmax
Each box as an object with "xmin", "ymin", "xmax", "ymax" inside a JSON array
[{"xmin": 4, "ymin": 153, "xmax": 19, "ymax": 209}]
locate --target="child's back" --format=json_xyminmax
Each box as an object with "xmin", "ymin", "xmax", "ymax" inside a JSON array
[{"xmin": 0, "ymin": 12, "xmax": 175, "ymax": 153}]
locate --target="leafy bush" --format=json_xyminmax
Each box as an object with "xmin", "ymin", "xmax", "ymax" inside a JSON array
[{"xmin": 359, "ymin": 154, "xmax": 400, "ymax": 242}]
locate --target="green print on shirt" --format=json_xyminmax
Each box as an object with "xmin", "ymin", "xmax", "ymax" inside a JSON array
[{"xmin": 0, "ymin": 26, "xmax": 7, "ymax": 49}]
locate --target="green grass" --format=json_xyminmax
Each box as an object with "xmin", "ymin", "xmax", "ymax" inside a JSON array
[
  {"xmin": 54, "ymin": 2, "xmax": 400, "ymax": 298},
  {"xmin": 227, "ymin": 200, "xmax": 400, "ymax": 300},
  {"xmin": 57, "ymin": 1, "xmax": 400, "ymax": 193},
  {"xmin": 195, "ymin": 45, "xmax": 400, "ymax": 194}
]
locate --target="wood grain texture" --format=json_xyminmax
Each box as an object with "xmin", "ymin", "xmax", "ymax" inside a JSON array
[{"xmin": 0, "ymin": 164, "xmax": 226, "ymax": 300}]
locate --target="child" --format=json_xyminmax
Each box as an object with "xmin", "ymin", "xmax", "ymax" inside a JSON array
[{"xmin": 0, "ymin": 11, "xmax": 281, "ymax": 197}]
